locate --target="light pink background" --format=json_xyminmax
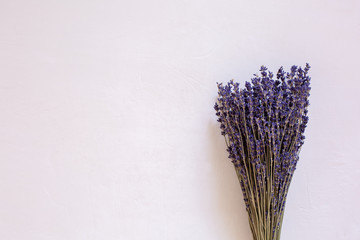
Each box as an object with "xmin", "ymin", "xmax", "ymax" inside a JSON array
[{"xmin": 1, "ymin": 0, "xmax": 359, "ymax": 239}]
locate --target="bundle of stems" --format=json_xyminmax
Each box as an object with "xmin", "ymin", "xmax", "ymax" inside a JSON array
[{"xmin": 214, "ymin": 64, "xmax": 311, "ymax": 240}]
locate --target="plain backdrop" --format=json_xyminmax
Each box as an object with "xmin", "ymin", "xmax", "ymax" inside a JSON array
[{"xmin": 1, "ymin": 0, "xmax": 360, "ymax": 239}]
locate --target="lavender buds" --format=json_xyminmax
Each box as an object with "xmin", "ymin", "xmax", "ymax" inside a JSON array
[{"xmin": 214, "ymin": 64, "xmax": 311, "ymax": 240}]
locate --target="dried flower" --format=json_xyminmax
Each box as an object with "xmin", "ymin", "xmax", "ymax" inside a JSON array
[{"xmin": 214, "ymin": 64, "xmax": 311, "ymax": 240}]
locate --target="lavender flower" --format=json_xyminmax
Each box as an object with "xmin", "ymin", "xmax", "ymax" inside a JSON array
[{"xmin": 214, "ymin": 64, "xmax": 311, "ymax": 240}]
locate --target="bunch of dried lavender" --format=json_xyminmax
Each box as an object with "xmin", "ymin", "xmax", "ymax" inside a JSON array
[{"xmin": 214, "ymin": 64, "xmax": 311, "ymax": 240}]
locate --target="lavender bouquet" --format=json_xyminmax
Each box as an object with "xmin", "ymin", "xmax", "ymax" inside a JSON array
[{"xmin": 214, "ymin": 64, "xmax": 311, "ymax": 240}]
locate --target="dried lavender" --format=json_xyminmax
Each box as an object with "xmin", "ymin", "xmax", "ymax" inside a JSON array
[{"xmin": 214, "ymin": 64, "xmax": 311, "ymax": 240}]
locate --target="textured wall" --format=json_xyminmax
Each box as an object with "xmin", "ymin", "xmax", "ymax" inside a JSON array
[{"xmin": 1, "ymin": 0, "xmax": 359, "ymax": 239}]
